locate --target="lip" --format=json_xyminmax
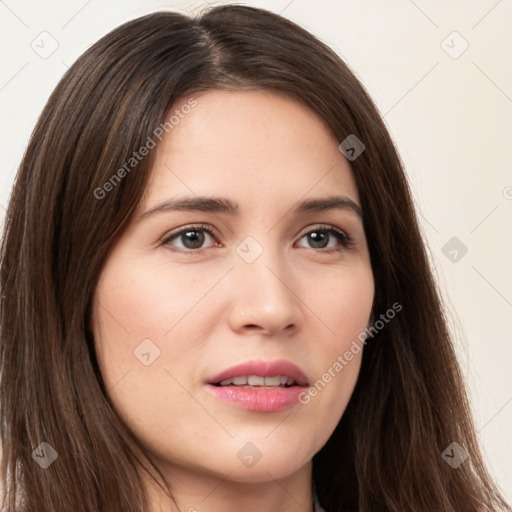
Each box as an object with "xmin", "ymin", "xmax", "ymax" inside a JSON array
[
  {"xmin": 205, "ymin": 359, "xmax": 309, "ymax": 413},
  {"xmin": 206, "ymin": 359, "xmax": 309, "ymax": 387}
]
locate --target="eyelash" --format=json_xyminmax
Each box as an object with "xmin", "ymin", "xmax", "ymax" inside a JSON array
[{"xmin": 160, "ymin": 223, "xmax": 354, "ymax": 254}]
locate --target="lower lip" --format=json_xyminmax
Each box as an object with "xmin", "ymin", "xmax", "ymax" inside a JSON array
[{"xmin": 206, "ymin": 384, "xmax": 306, "ymax": 412}]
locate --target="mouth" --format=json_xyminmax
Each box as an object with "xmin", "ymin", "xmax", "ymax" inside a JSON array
[
  {"xmin": 213, "ymin": 375, "xmax": 299, "ymax": 388},
  {"xmin": 205, "ymin": 360, "xmax": 309, "ymax": 412}
]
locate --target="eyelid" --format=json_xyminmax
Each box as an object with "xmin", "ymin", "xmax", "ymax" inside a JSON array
[
  {"xmin": 160, "ymin": 222, "xmax": 354, "ymax": 253},
  {"xmin": 296, "ymin": 223, "xmax": 354, "ymax": 250},
  {"xmin": 160, "ymin": 223, "xmax": 219, "ymax": 248}
]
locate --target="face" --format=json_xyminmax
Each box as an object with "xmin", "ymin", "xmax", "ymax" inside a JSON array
[{"xmin": 91, "ymin": 89, "xmax": 374, "ymax": 485}]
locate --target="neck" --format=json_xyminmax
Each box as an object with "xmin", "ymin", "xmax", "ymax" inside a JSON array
[{"xmin": 143, "ymin": 459, "xmax": 315, "ymax": 512}]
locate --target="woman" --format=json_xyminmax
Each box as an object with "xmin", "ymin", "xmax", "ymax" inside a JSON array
[{"xmin": 0, "ymin": 4, "xmax": 509, "ymax": 512}]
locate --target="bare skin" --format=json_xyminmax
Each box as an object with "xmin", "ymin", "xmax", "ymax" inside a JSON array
[{"xmin": 91, "ymin": 89, "xmax": 374, "ymax": 512}]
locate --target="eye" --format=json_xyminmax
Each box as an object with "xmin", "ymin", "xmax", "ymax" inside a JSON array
[
  {"xmin": 161, "ymin": 224, "xmax": 219, "ymax": 252},
  {"xmin": 296, "ymin": 224, "xmax": 354, "ymax": 253},
  {"xmin": 161, "ymin": 223, "xmax": 354, "ymax": 253}
]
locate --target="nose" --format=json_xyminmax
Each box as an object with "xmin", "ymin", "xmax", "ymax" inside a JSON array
[{"xmin": 227, "ymin": 240, "xmax": 304, "ymax": 337}]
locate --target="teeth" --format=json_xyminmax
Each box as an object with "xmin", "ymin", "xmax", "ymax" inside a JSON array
[
  {"xmin": 247, "ymin": 375, "xmax": 264, "ymax": 386},
  {"xmin": 217, "ymin": 375, "xmax": 296, "ymax": 387},
  {"xmin": 263, "ymin": 376, "xmax": 281, "ymax": 386}
]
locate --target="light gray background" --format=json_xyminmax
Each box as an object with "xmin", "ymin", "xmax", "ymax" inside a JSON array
[{"xmin": 0, "ymin": 0, "xmax": 510, "ymax": 501}]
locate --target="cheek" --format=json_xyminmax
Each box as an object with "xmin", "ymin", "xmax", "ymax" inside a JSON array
[
  {"xmin": 90, "ymin": 258, "xmax": 207, "ymax": 450},
  {"xmin": 90, "ymin": 254, "xmax": 231, "ymax": 433},
  {"xmin": 308, "ymin": 261, "xmax": 374, "ymax": 345},
  {"xmin": 91, "ymin": 255, "xmax": 218, "ymax": 369},
  {"xmin": 301, "ymin": 263, "xmax": 373, "ymax": 408},
  {"xmin": 96, "ymin": 253, "xmax": 233, "ymax": 334}
]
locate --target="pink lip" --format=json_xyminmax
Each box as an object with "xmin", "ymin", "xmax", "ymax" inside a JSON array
[
  {"xmin": 206, "ymin": 359, "xmax": 309, "ymax": 387},
  {"xmin": 205, "ymin": 359, "xmax": 309, "ymax": 413}
]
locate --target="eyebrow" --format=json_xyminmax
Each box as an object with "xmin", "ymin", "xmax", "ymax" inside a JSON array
[{"xmin": 137, "ymin": 194, "xmax": 363, "ymax": 223}]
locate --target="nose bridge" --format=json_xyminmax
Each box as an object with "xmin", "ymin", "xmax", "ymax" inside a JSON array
[
  {"xmin": 228, "ymin": 232, "xmax": 302, "ymax": 332},
  {"xmin": 235, "ymin": 233, "xmax": 288, "ymax": 291}
]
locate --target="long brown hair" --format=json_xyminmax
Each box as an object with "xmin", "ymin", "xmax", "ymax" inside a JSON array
[{"xmin": 0, "ymin": 5, "xmax": 509, "ymax": 512}]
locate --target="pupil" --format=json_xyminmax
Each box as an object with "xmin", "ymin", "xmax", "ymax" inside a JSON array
[
  {"xmin": 309, "ymin": 231, "xmax": 328, "ymax": 249},
  {"xmin": 183, "ymin": 230, "xmax": 204, "ymax": 249}
]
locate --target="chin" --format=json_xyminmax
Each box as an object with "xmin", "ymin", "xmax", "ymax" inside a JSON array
[
  {"xmin": 217, "ymin": 457, "xmax": 311, "ymax": 484},
  {"xmin": 202, "ymin": 438, "xmax": 316, "ymax": 483}
]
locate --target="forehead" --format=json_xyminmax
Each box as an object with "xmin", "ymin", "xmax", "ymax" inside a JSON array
[{"xmin": 141, "ymin": 89, "xmax": 360, "ymax": 210}]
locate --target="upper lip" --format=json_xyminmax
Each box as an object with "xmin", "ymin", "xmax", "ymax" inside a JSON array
[{"xmin": 207, "ymin": 359, "xmax": 309, "ymax": 387}]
